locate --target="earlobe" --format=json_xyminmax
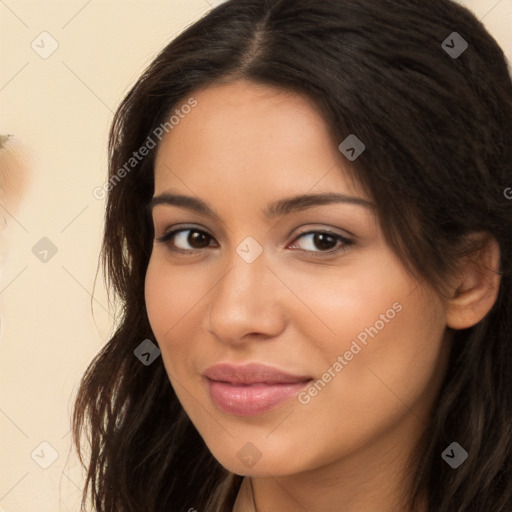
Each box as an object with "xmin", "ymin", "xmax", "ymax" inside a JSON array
[{"xmin": 446, "ymin": 234, "xmax": 501, "ymax": 330}]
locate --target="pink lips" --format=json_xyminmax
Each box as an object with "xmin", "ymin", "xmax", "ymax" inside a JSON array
[{"xmin": 203, "ymin": 363, "xmax": 313, "ymax": 416}]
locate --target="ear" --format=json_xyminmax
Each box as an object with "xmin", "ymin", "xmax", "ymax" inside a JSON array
[{"xmin": 446, "ymin": 233, "xmax": 501, "ymax": 330}]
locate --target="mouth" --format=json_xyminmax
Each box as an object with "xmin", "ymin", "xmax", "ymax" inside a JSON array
[{"xmin": 203, "ymin": 362, "xmax": 313, "ymax": 416}]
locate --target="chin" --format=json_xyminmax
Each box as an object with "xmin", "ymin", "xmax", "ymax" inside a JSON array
[{"xmin": 208, "ymin": 441, "xmax": 307, "ymax": 477}]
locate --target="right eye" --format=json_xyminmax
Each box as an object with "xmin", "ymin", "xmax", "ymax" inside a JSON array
[{"xmin": 155, "ymin": 227, "xmax": 218, "ymax": 255}]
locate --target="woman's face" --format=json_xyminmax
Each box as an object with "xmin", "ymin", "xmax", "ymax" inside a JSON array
[{"xmin": 145, "ymin": 80, "xmax": 451, "ymax": 478}]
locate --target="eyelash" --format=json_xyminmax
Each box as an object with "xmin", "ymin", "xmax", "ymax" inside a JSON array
[{"xmin": 155, "ymin": 226, "xmax": 353, "ymax": 258}]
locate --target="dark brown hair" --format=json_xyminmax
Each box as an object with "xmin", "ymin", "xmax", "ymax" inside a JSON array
[{"xmin": 73, "ymin": 0, "xmax": 512, "ymax": 510}]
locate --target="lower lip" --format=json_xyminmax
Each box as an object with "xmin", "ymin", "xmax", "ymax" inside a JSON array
[{"xmin": 205, "ymin": 378, "xmax": 312, "ymax": 416}]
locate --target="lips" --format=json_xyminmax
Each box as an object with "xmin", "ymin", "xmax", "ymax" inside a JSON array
[
  {"xmin": 203, "ymin": 362, "xmax": 312, "ymax": 385},
  {"xmin": 203, "ymin": 363, "xmax": 313, "ymax": 416}
]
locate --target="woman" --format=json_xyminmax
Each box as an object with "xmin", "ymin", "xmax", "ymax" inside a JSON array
[{"xmin": 72, "ymin": 0, "xmax": 512, "ymax": 511}]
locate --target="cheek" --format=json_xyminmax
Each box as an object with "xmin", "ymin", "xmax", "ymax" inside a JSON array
[
  {"xmin": 144, "ymin": 253, "xmax": 220, "ymax": 383},
  {"xmin": 286, "ymin": 256, "xmax": 446, "ymax": 414},
  {"xmin": 275, "ymin": 255, "xmax": 407, "ymax": 358},
  {"xmin": 304, "ymin": 282, "xmax": 446, "ymax": 438},
  {"xmin": 366, "ymin": 288, "xmax": 448, "ymax": 396},
  {"xmin": 144, "ymin": 255, "xmax": 200, "ymax": 354},
  {"xmin": 285, "ymin": 273, "xmax": 447, "ymax": 470},
  {"xmin": 145, "ymin": 252, "xmax": 208, "ymax": 325}
]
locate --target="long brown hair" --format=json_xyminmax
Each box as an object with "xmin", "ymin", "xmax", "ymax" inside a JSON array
[{"xmin": 73, "ymin": 0, "xmax": 512, "ymax": 510}]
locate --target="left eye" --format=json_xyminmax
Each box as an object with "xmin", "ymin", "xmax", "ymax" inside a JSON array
[{"xmin": 289, "ymin": 231, "xmax": 352, "ymax": 254}]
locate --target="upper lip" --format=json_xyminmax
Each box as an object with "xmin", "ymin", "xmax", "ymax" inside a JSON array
[{"xmin": 203, "ymin": 363, "xmax": 313, "ymax": 385}]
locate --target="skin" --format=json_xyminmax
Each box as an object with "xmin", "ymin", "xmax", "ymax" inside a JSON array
[{"xmin": 144, "ymin": 80, "xmax": 500, "ymax": 512}]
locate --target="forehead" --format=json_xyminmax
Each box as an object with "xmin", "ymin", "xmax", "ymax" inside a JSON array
[{"xmin": 153, "ymin": 80, "xmax": 364, "ymax": 200}]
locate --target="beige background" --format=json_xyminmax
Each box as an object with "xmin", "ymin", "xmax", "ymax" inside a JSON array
[{"xmin": 0, "ymin": 1, "xmax": 510, "ymax": 511}]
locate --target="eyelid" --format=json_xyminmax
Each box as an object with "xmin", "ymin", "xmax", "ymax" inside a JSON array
[
  {"xmin": 290, "ymin": 224, "xmax": 354, "ymax": 240},
  {"xmin": 156, "ymin": 223, "xmax": 212, "ymax": 237}
]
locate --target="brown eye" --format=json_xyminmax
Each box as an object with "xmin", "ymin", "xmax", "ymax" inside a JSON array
[
  {"xmin": 156, "ymin": 228, "xmax": 216, "ymax": 253},
  {"xmin": 185, "ymin": 230, "xmax": 211, "ymax": 249},
  {"xmin": 288, "ymin": 230, "xmax": 353, "ymax": 256}
]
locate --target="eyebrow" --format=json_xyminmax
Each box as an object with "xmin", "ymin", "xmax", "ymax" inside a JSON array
[{"xmin": 147, "ymin": 191, "xmax": 374, "ymax": 220}]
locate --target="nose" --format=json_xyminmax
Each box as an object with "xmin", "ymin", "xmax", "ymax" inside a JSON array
[{"xmin": 204, "ymin": 244, "xmax": 286, "ymax": 345}]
